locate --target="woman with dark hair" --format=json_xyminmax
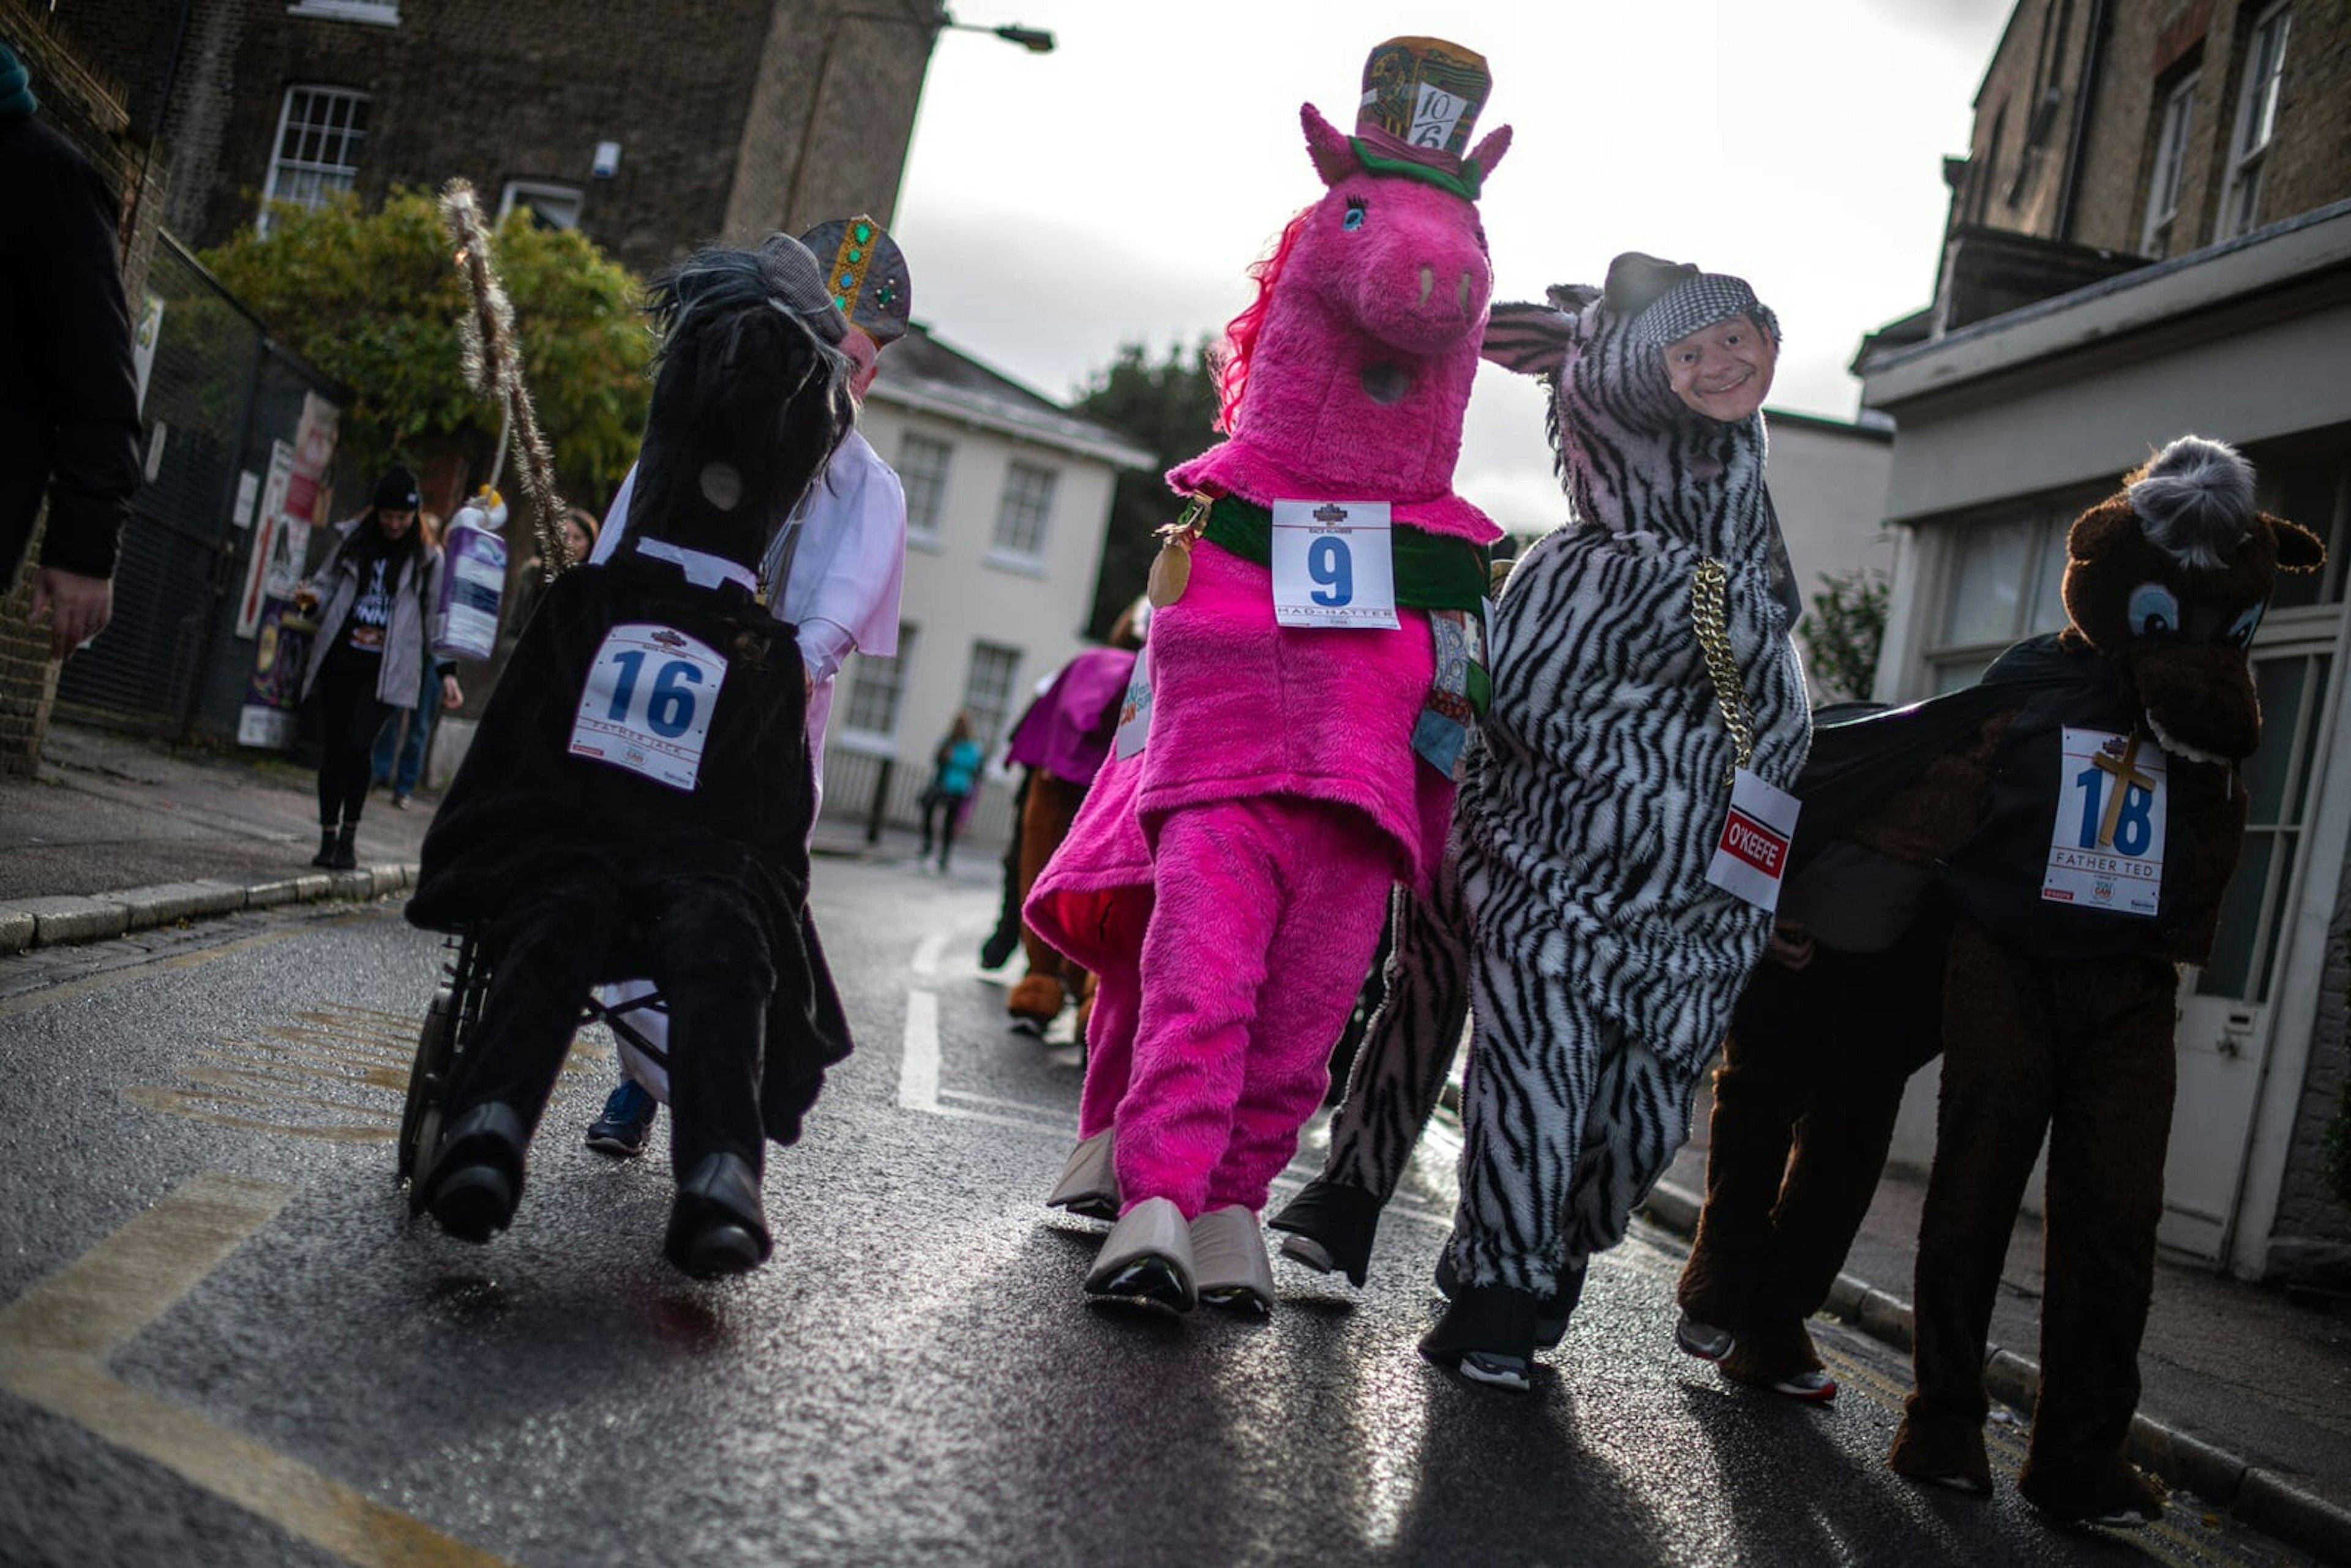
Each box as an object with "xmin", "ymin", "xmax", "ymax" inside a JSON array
[{"xmin": 298, "ymin": 463, "xmax": 460, "ymax": 869}]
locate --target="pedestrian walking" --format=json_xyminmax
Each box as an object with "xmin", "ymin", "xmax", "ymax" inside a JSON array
[
  {"xmin": 1, "ymin": 42, "xmax": 138, "ymax": 659},
  {"xmin": 298, "ymin": 465, "xmax": 460, "ymax": 869},
  {"xmin": 916, "ymin": 712, "xmax": 983, "ymax": 873},
  {"xmin": 372, "ymin": 511, "xmax": 447, "ymax": 808}
]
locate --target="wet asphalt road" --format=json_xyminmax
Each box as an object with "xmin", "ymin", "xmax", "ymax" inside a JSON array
[{"xmin": 0, "ymin": 858, "xmax": 2319, "ymax": 1567}]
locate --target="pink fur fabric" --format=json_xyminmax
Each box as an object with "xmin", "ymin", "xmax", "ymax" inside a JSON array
[
  {"xmin": 1026, "ymin": 538, "xmax": 1455, "ymax": 977},
  {"xmin": 1108, "ymin": 797, "xmax": 1393, "ymax": 1217}
]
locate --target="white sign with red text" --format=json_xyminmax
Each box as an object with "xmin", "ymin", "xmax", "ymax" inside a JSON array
[{"xmin": 1706, "ymin": 766, "xmax": 1801, "ymax": 913}]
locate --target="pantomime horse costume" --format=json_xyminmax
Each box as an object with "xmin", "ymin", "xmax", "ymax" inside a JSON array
[
  {"xmin": 1273, "ymin": 256, "xmax": 1813, "ymax": 1389},
  {"xmin": 1758, "ymin": 436, "xmax": 2319, "ymax": 1526},
  {"xmin": 408, "ymin": 238, "xmax": 858, "ymax": 1277},
  {"xmin": 1025, "ymin": 37, "xmax": 1510, "ymax": 1315}
]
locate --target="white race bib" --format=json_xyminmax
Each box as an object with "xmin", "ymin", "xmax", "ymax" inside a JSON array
[
  {"xmin": 1270, "ymin": 500, "xmax": 1399, "ymax": 629},
  {"xmin": 1706, "ymin": 767, "xmax": 1801, "ymax": 912},
  {"xmin": 568, "ymin": 623, "xmax": 728, "ymax": 792},
  {"xmin": 2042, "ymin": 727, "xmax": 2166, "ymax": 918},
  {"xmin": 1113, "ymin": 644, "xmax": 1153, "ymax": 760}
]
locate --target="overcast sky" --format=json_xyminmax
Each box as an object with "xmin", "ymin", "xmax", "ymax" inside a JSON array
[{"xmin": 886, "ymin": 0, "xmax": 2015, "ymax": 535}]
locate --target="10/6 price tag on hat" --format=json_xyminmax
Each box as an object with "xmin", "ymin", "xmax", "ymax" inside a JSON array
[
  {"xmin": 1271, "ymin": 501, "xmax": 1399, "ymax": 629},
  {"xmin": 1706, "ymin": 767, "xmax": 1801, "ymax": 912}
]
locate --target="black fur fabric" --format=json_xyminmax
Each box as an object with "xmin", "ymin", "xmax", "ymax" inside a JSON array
[{"xmin": 410, "ymin": 556, "xmax": 852, "ymax": 1144}]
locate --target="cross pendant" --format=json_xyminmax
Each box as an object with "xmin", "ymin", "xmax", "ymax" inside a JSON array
[{"xmin": 2091, "ymin": 733, "xmax": 2156, "ymax": 849}]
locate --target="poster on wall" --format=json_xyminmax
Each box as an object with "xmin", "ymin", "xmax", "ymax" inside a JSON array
[
  {"xmin": 132, "ymin": 293, "xmax": 163, "ymax": 416},
  {"xmin": 237, "ymin": 598, "xmax": 314, "ymax": 751},
  {"xmin": 237, "ymin": 441, "xmax": 298, "ymax": 640}
]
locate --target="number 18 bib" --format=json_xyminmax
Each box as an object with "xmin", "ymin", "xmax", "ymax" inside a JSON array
[
  {"xmin": 1270, "ymin": 500, "xmax": 1399, "ymax": 629},
  {"xmin": 2042, "ymin": 727, "xmax": 2166, "ymax": 917},
  {"xmin": 569, "ymin": 623, "xmax": 729, "ymax": 792}
]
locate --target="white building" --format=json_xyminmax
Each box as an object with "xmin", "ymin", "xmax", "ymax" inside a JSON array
[
  {"xmin": 1764, "ymin": 410, "xmax": 1898, "ymax": 699},
  {"xmin": 821, "ymin": 325, "xmax": 1152, "ymax": 842}
]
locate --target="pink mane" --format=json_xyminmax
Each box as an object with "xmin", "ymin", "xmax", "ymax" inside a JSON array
[{"xmin": 1213, "ymin": 209, "xmax": 1310, "ymax": 436}]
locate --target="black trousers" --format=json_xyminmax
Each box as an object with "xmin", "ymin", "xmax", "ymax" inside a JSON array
[
  {"xmin": 313, "ymin": 642, "xmax": 392, "ymax": 829},
  {"xmin": 443, "ymin": 868, "xmax": 777, "ymax": 1182}
]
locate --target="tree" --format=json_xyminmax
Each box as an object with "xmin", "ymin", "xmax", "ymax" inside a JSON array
[
  {"xmin": 201, "ymin": 190, "xmax": 651, "ymax": 509},
  {"xmin": 1071, "ymin": 338, "xmax": 1223, "ymax": 642},
  {"xmin": 1802, "ymin": 566, "xmax": 1889, "ymax": 702}
]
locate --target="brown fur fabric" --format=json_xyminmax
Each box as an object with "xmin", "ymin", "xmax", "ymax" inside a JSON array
[
  {"xmin": 1009, "ymin": 771, "xmax": 1090, "ymax": 1023},
  {"xmin": 1877, "ymin": 446, "xmax": 2323, "ymax": 1523}
]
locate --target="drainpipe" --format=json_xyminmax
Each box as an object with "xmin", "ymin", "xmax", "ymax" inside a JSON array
[{"xmin": 2054, "ymin": 0, "xmax": 2112, "ymax": 244}]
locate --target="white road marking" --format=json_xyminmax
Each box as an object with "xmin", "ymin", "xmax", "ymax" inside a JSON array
[
  {"xmin": 898, "ymin": 988, "xmax": 941, "ymax": 1111},
  {"xmin": 909, "ymin": 931, "xmax": 948, "ymax": 977}
]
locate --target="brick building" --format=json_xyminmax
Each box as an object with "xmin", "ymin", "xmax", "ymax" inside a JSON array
[
  {"xmin": 44, "ymin": 0, "xmax": 942, "ymax": 277},
  {"xmin": 1858, "ymin": 0, "xmax": 2351, "ymax": 1281}
]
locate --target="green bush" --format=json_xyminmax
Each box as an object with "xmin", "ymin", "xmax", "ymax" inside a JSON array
[{"xmin": 201, "ymin": 190, "xmax": 651, "ymax": 505}]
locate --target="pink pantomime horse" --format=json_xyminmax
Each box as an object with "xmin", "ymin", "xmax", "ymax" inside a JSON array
[{"xmin": 1026, "ymin": 36, "xmax": 1509, "ymax": 1315}]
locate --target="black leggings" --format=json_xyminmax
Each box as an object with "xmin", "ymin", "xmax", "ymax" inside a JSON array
[{"xmin": 315, "ymin": 642, "xmax": 392, "ymax": 829}]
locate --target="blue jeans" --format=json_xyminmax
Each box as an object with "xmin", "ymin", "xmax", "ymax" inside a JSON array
[{"xmin": 372, "ymin": 668, "xmax": 438, "ymax": 795}]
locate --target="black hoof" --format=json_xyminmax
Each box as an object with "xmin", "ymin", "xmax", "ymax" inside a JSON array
[
  {"xmin": 1267, "ymin": 1178, "xmax": 1382, "ymax": 1288},
  {"xmin": 666, "ymin": 1152, "xmax": 771, "ymax": 1278},
  {"xmin": 421, "ymin": 1101, "xmax": 528, "ymax": 1242}
]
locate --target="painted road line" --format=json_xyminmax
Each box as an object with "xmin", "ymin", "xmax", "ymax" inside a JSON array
[
  {"xmin": 899, "ymin": 988, "xmax": 941, "ymax": 1111},
  {"xmin": 909, "ymin": 931, "xmax": 948, "ymax": 978},
  {"xmin": 0, "ymin": 1173, "xmax": 506, "ymax": 1567}
]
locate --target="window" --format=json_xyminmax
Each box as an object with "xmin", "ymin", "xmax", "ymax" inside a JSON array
[
  {"xmin": 898, "ymin": 432, "xmax": 953, "ymax": 546},
  {"xmin": 841, "ymin": 623, "xmax": 916, "ymax": 740},
  {"xmin": 1922, "ymin": 495, "xmax": 2091, "ymax": 692},
  {"xmin": 989, "ymin": 461, "xmax": 1057, "ymax": 563},
  {"xmin": 285, "ymin": 1, "xmax": 399, "ymax": 23},
  {"xmin": 961, "ymin": 641, "xmax": 1023, "ymax": 751},
  {"xmin": 2139, "ymin": 72, "xmax": 2198, "ymax": 258},
  {"xmin": 498, "ymin": 181, "xmax": 582, "ymax": 231},
  {"xmin": 2220, "ymin": 3, "xmax": 2291, "ymax": 239},
  {"xmin": 2196, "ymin": 650, "xmax": 2331, "ymax": 1001},
  {"xmin": 260, "ymin": 87, "xmax": 369, "ymax": 231}
]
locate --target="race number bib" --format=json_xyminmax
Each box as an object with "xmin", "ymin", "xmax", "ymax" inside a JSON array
[
  {"xmin": 2042, "ymin": 727, "xmax": 2166, "ymax": 918},
  {"xmin": 1113, "ymin": 644, "xmax": 1153, "ymax": 760},
  {"xmin": 1705, "ymin": 767, "xmax": 1801, "ymax": 913},
  {"xmin": 1270, "ymin": 500, "xmax": 1399, "ymax": 629},
  {"xmin": 568, "ymin": 623, "xmax": 728, "ymax": 792}
]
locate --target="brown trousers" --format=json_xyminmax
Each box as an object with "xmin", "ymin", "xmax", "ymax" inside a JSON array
[{"xmin": 1904, "ymin": 920, "xmax": 2178, "ymax": 1496}]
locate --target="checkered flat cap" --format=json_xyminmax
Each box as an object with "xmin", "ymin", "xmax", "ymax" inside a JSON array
[{"xmin": 1630, "ymin": 273, "xmax": 1778, "ymax": 349}]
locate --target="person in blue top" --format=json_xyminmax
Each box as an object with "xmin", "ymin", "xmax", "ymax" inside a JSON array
[{"xmin": 917, "ymin": 711, "xmax": 984, "ymax": 872}]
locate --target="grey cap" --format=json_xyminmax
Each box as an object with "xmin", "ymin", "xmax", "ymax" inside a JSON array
[
  {"xmin": 756, "ymin": 233, "xmax": 849, "ymax": 344},
  {"xmin": 1629, "ymin": 271, "xmax": 1780, "ymax": 351}
]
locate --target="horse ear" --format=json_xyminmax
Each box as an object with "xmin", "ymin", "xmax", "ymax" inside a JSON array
[
  {"xmin": 1546, "ymin": 283, "xmax": 1602, "ymax": 313},
  {"xmin": 1302, "ymin": 103, "xmax": 1359, "ymax": 187},
  {"xmin": 1483, "ymin": 301, "xmax": 1577, "ymax": 377},
  {"xmin": 1468, "ymin": 124, "xmax": 1511, "ymax": 179},
  {"xmin": 2264, "ymin": 513, "xmax": 2328, "ymax": 574}
]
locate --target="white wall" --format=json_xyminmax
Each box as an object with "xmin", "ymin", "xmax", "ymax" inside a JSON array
[{"xmin": 824, "ymin": 398, "xmax": 1117, "ymax": 833}]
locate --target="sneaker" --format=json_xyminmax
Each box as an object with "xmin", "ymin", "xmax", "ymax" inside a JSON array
[
  {"xmin": 585, "ymin": 1079, "xmax": 658, "ymax": 1157},
  {"xmin": 1768, "ymin": 1368, "xmax": 1838, "ymax": 1402},
  {"xmin": 392, "ymin": 793, "xmax": 413, "ymax": 811},
  {"xmin": 1674, "ymin": 1312, "xmax": 1736, "ymax": 1362}
]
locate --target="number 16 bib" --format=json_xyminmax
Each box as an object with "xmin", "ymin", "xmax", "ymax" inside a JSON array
[
  {"xmin": 1270, "ymin": 500, "xmax": 1399, "ymax": 629},
  {"xmin": 569, "ymin": 623, "xmax": 729, "ymax": 791}
]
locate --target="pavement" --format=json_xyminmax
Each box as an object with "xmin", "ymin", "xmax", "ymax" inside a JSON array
[{"xmin": 4, "ymin": 721, "xmax": 2349, "ymax": 1562}]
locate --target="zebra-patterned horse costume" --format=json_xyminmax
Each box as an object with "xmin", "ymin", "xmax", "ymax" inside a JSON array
[{"xmin": 1272, "ymin": 255, "xmax": 1812, "ymax": 1382}]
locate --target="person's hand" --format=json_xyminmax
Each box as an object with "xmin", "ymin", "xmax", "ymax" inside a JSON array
[
  {"xmin": 1766, "ymin": 923, "xmax": 1815, "ymax": 970},
  {"xmin": 441, "ymin": 673, "xmax": 463, "ymax": 711},
  {"xmin": 29, "ymin": 567, "xmax": 113, "ymax": 659}
]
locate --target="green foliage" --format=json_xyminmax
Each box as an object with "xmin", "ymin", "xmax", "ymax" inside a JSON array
[
  {"xmin": 1802, "ymin": 566, "xmax": 1890, "ymax": 702},
  {"xmin": 200, "ymin": 190, "xmax": 651, "ymax": 504},
  {"xmin": 1071, "ymin": 337, "xmax": 1223, "ymax": 640}
]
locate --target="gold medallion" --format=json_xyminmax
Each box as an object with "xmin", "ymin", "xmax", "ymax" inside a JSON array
[{"xmin": 1147, "ymin": 536, "xmax": 1191, "ymax": 607}]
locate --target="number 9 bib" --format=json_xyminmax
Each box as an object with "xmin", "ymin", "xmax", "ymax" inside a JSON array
[
  {"xmin": 1270, "ymin": 500, "xmax": 1399, "ymax": 629},
  {"xmin": 568, "ymin": 623, "xmax": 730, "ymax": 791}
]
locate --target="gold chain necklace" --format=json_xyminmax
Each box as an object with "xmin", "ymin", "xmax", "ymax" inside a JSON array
[{"xmin": 1690, "ymin": 558, "xmax": 1755, "ymax": 787}]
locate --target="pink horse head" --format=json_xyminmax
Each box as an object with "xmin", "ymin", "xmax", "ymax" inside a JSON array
[{"xmin": 1171, "ymin": 104, "xmax": 1512, "ymax": 535}]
